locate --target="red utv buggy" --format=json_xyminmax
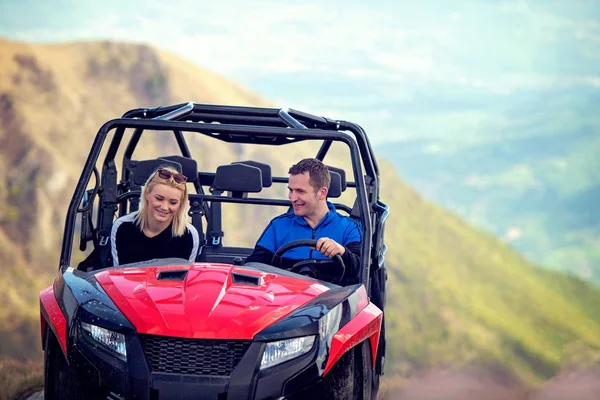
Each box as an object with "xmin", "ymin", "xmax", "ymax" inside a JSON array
[{"xmin": 40, "ymin": 102, "xmax": 389, "ymax": 400}]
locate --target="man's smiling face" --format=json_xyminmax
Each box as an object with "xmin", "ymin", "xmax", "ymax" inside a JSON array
[{"xmin": 288, "ymin": 172, "xmax": 322, "ymax": 218}]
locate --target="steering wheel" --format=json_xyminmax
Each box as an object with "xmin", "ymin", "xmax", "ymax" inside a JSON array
[{"xmin": 271, "ymin": 239, "xmax": 346, "ymax": 285}]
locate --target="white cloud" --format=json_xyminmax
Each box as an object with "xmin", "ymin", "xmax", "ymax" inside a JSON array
[
  {"xmin": 575, "ymin": 29, "xmax": 600, "ymax": 43},
  {"xmin": 370, "ymin": 53, "xmax": 432, "ymax": 73}
]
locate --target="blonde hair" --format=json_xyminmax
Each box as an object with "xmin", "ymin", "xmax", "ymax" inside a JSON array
[{"xmin": 134, "ymin": 166, "xmax": 190, "ymax": 237}]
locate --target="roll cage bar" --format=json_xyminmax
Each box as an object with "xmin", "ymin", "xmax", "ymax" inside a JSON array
[{"xmin": 60, "ymin": 102, "xmax": 389, "ymax": 291}]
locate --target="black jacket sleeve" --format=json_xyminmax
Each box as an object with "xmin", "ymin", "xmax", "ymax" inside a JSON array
[
  {"xmin": 341, "ymin": 242, "xmax": 361, "ymax": 280},
  {"xmin": 245, "ymin": 245, "xmax": 274, "ymax": 265}
]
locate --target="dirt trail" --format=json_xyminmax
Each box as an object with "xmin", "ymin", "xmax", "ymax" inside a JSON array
[
  {"xmin": 381, "ymin": 369, "xmax": 527, "ymax": 400},
  {"xmin": 24, "ymin": 368, "xmax": 600, "ymax": 399},
  {"xmin": 23, "ymin": 390, "xmax": 43, "ymax": 400},
  {"xmin": 528, "ymin": 367, "xmax": 600, "ymax": 400},
  {"xmin": 381, "ymin": 367, "xmax": 600, "ymax": 400}
]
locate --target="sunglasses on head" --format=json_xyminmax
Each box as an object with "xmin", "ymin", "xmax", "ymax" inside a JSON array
[{"xmin": 155, "ymin": 168, "xmax": 187, "ymax": 184}]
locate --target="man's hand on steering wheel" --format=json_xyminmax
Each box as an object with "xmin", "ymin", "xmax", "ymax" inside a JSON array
[
  {"xmin": 271, "ymin": 239, "xmax": 346, "ymax": 285},
  {"xmin": 314, "ymin": 237, "xmax": 345, "ymax": 258}
]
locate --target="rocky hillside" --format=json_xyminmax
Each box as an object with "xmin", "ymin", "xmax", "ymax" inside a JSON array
[{"xmin": 0, "ymin": 37, "xmax": 270, "ymax": 359}]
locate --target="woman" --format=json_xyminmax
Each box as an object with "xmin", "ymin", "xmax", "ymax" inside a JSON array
[{"xmin": 110, "ymin": 166, "xmax": 200, "ymax": 265}]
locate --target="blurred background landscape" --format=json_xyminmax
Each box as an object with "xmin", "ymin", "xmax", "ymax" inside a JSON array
[{"xmin": 0, "ymin": 1, "xmax": 599, "ymax": 399}]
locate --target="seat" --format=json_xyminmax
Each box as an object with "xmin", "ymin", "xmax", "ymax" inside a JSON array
[
  {"xmin": 328, "ymin": 170, "xmax": 343, "ymax": 198},
  {"xmin": 232, "ymin": 160, "xmax": 272, "ymax": 188},
  {"xmin": 212, "ymin": 163, "xmax": 263, "ymax": 198},
  {"xmin": 125, "ymin": 158, "xmax": 182, "ymax": 187},
  {"xmin": 159, "ymin": 155, "xmax": 199, "ymax": 183},
  {"xmin": 199, "ymin": 163, "xmax": 266, "ymax": 263},
  {"xmin": 327, "ymin": 165, "xmax": 347, "ymax": 192}
]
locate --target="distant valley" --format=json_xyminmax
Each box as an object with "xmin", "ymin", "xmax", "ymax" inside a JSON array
[{"xmin": 376, "ymin": 124, "xmax": 600, "ymax": 282}]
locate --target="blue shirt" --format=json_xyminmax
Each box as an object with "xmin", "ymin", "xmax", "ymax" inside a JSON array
[{"xmin": 255, "ymin": 201, "xmax": 362, "ymax": 260}]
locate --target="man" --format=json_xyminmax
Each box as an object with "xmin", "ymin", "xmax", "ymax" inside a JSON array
[{"xmin": 245, "ymin": 158, "xmax": 362, "ymax": 280}]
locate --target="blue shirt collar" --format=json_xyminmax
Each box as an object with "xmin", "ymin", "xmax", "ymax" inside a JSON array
[{"xmin": 293, "ymin": 201, "xmax": 337, "ymax": 228}]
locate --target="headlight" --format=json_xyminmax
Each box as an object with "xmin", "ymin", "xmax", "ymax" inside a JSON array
[
  {"xmin": 260, "ymin": 336, "xmax": 316, "ymax": 370},
  {"xmin": 81, "ymin": 322, "xmax": 127, "ymax": 358}
]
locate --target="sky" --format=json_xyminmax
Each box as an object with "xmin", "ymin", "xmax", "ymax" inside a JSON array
[{"xmin": 1, "ymin": 0, "xmax": 599, "ymax": 143}]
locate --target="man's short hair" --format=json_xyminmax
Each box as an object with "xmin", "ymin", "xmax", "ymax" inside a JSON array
[{"xmin": 289, "ymin": 158, "xmax": 331, "ymax": 193}]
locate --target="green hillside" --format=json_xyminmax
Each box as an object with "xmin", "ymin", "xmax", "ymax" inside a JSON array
[
  {"xmin": 376, "ymin": 89, "xmax": 600, "ymax": 284},
  {"xmin": 378, "ymin": 162, "xmax": 600, "ymax": 384},
  {"xmin": 0, "ymin": 37, "xmax": 599, "ymax": 394}
]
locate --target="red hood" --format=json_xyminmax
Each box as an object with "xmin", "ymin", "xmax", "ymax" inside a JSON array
[{"xmin": 94, "ymin": 263, "xmax": 331, "ymax": 340}]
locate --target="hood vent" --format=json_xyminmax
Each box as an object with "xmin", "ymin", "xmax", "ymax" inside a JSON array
[
  {"xmin": 157, "ymin": 270, "xmax": 189, "ymax": 281},
  {"xmin": 232, "ymin": 272, "xmax": 261, "ymax": 286}
]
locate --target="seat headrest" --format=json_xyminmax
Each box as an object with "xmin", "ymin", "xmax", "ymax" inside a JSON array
[
  {"xmin": 328, "ymin": 171, "xmax": 342, "ymax": 198},
  {"xmin": 213, "ymin": 164, "xmax": 263, "ymax": 195},
  {"xmin": 232, "ymin": 160, "xmax": 272, "ymax": 187},
  {"xmin": 327, "ymin": 166, "xmax": 347, "ymax": 192},
  {"xmin": 159, "ymin": 156, "xmax": 198, "ymax": 182},
  {"xmin": 126, "ymin": 159, "xmax": 183, "ymax": 186}
]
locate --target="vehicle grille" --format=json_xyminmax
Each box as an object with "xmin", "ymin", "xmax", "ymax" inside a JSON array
[{"xmin": 139, "ymin": 335, "xmax": 251, "ymax": 376}]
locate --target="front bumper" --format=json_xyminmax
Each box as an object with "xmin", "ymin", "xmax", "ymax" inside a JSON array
[{"xmin": 69, "ymin": 326, "xmax": 326, "ymax": 400}]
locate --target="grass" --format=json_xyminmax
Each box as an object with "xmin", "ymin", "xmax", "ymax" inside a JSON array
[
  {"xmin": 0, "ymin": 358, "xmax": 43, "ymax": 400},
  {"xmin": 377, "ymin": 161, "xmax": 600, "ymax": 386}
]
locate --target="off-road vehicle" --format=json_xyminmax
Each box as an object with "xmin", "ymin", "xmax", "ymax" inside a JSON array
[{"xmin": 40, "ymin": 102, "xmax": 389, "ymax": 400}]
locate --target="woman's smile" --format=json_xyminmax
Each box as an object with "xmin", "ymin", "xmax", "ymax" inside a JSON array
[{"xmin": 145, "ymin": 184, "xmax": 183, "ymax": 226}]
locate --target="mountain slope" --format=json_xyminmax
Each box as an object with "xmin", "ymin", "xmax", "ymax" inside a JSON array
[
  {"xmin": 379, "ymin": 162, "xmax": 600, "ymax": 383},
  {"xmin": 375, "ymin": 123, "xmax": 600, "ymax": 283},
  {"xmin": 0, "ymin": 38, "xmax": 599, "ymax": 388},
  {"xmin": 0, "ymin": 37, "xmax": 270, "ymax": 359}
]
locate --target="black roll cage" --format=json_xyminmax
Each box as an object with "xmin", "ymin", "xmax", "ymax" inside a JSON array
[{"xmin": 60, "ymin": 102, "xmax": 388, "ymax": 290}]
